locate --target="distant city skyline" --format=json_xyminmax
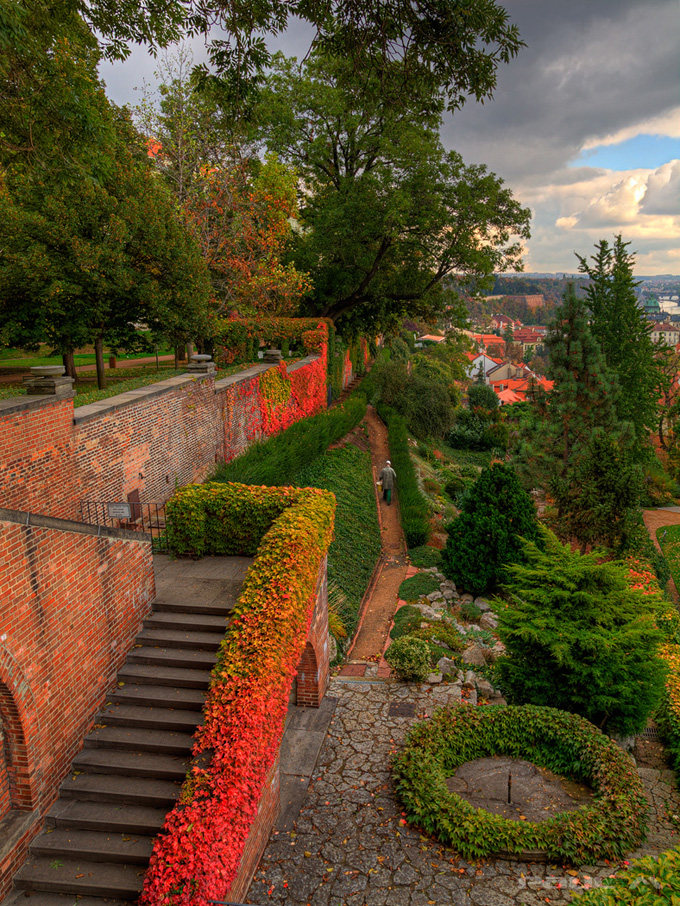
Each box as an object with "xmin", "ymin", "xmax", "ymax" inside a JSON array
[{"xmin": 99, "ymin": 0, "xmax": 679, "ymax": 276}]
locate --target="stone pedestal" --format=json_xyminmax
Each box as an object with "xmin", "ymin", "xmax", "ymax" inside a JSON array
[
  {"xmin": 23, "ymin": 365, "xmax": 74, "ymax": 398},
  {"xmin": 187, "ymin": 354, "xmax": 216, "ymax": 375},
  {"xmin": 263, "ymin": 349, "xmax": 283, "ymax": 364}
]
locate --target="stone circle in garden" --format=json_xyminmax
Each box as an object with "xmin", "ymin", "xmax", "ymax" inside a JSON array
[{"xmin": 392, "ymin": 704, "xmax": 648, "ymax": 864}]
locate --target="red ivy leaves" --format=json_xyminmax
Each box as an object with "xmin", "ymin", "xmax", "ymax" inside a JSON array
[{"xmin": 139, "ymin": 485, "xmax": 335, "ymax": 906}]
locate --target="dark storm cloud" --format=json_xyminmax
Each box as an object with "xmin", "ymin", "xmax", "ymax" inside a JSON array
[{"xmin": 443, "ymin": 0, "xmax": 679, "ymax": 182}]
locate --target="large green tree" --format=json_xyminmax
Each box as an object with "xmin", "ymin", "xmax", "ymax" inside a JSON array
[
  {"xmin": 577, "ymin": 235, "xmax": 658, "ymax": 457},
  {"xmin": 257, "ymin": 51, "xmax": 531, "ymax": 333},
  {"xmin": 0, "ymin": 4, "xmax": 210, "ymax": 383},
  {"xmin": 522, "ymin": 285, "xmax": 641, "ymax": 550}
]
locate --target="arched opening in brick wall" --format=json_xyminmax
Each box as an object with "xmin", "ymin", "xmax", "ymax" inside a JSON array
[
  {"xmin": 0, "ymin": 683, "xmax": 34, "ymax": 815},
  {"xmin": 295, "ymin": 641, "xmax": 322, "ymax": 707}
]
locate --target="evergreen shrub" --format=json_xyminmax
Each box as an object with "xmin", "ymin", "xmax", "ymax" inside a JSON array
[
  {"xmin": 392, "ymin": 704, "xmax": 648, "ymax": 863},
  {"xmin": 398, "ymin": 573, "xmax": 440, "ymax": 600},
  {"xmin": 496, "ymin": 531, "xmax": 666, "ymax": 736},
  {"xmin": 385, "ymin": 636, "xmax": 431, "ymax": 681},
  {"xmin": 442, "ymin": 463, "xmax": 540, "ymax": 595},
  {"xmin": 408, "ymin": 545, "xmax": 443, "ymax": 569}
]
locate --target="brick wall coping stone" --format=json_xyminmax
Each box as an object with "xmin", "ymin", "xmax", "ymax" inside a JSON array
[
  {"xmin": 0, "ymin": 394, "xmax": 72, "ymax": 416},
  {"xmin": 0, "ymin": 506, "xmax": 152, "ymax": 544},
  {"xmin": 73, "ymin": 373, "xmax": 209, "ymax": 423},
  {"xmin": 214, "ymin": 363, "xmax": 270, "ymax": 391}
]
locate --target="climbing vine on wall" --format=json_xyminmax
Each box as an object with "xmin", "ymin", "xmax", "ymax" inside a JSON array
[{"xmin": 141, "ymin": 483, "xmax": 336, "ymax": 906}]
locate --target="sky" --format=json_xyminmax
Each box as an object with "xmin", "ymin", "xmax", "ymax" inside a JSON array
[{"xmin": 99, "ymin": 0, "xmax": 680, "ymax": 276}]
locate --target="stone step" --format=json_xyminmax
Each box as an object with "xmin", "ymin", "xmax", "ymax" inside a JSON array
[
  {"xmin": 126, "ymin": 644, "xmax": 217, "ymax": 670},
  {"xmin": 3, "ymin": 892, "xmax": 130, "ymax": 906},
  {"xmin": 47, "ymin": 799, "xmax": 168, "ymax": 835},
  {"xmin": 72, "ymin": 748, "xmax": 188, "ymax": 780},
  {"xmin": 96, "ymin": 703, "xmax": 202, "ymax": 733},
  {"xmin": 144, "ymin": 610, "xmax": 228, "ymax": 633},
  {"xmin": 31, "ymin": 828, "xmax": 154, "ymax": 865},
  {"xmin": 136, "ymin": 627, "xmax": 224, "ymax": 651},
  {"xmin": 117, "ymin": 661, "xmax": 212, "ymax": 689},
  {"xmin": 84, "ymin": 725, "xmax": 195, "ymax": 756},
  {"xmin": 59, "ymin": 772, "xmax": 180, "ymax": 808},
  {"xmin": 14, "ymin": 856, "xmax": 143, "ymax": 899},
  {"xmin": 154, "ymin": 596, "xmax": 237, "ymax": 616},
  {"xmin": 110, "ymin": 683, "xmax": 205, "ymax": 711}
]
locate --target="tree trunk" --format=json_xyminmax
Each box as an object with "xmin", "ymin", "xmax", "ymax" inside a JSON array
[
  {"xmin": 94, "ymin": 336, "xmax": 106, "ymax": 390},
  {"xmin": 62, "ymin": 350, "xmax": 76, "ymax": 379},
  {"xmin": 186, "ymin": 342, "xmax": 195, "ymax": 361}
]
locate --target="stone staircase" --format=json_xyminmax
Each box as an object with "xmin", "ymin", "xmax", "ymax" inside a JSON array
[{"xmin": 2, "ymin": 558, "xmax": 246, "ymax": 905}]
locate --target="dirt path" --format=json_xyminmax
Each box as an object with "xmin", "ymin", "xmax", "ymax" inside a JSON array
[
  {"xmin": 643, "ymin": 507, "xmax": 680, "ymax": 603},
  {"xmin": 341, "ymin": 406, "xmax": 407, "ymax": 675}
]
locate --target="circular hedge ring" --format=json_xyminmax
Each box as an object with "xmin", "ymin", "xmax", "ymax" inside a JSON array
[{"xmin": 392, "ymin": 704, "xmax": 648, "ymax": 864}]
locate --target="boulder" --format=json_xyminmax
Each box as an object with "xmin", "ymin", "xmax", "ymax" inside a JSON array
[
  {"xmin": 437, "ymin": 656, "xmax": 458, "ymax": 676},
  {"xmin": 427, "ymin": 672, "xmax": 443, "ymax": 684},
  {"xmin": 414, "ymin": 603, "xmax": 439, "ymax": 620},
  {"xmin": 427, "ymin": 591, "xmax": 446, "ymax": 604},
  {"xmin": 459, "ymin": 593, "xmax": 474, "ymax": 605},
  {"xmin": 474, "ymin": 597, "xmax": 491, "ymax": 613},
  {"xmin": 442, "ymin": 589, "xmax": 457, "ymax": 601},
  {"xmin": 463, "ymin": 669, "xmax": 477, "ymax": 687},
  {"xmin": 464, "ymin": 687, "xmax": 478, "ymax": 706},
  {"xmin": 462, "ymin": 645, "xmax": 486, "ymax": 667},
  {"xmin": 480, "ymin": 612, "xmax": 498, "ymax": 631},
  {"xmin": 475, "ymin": 678, "xmax": 496, "ymax": 700}
]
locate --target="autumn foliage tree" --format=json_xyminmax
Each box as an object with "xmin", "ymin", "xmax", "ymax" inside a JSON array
[{"xmin": 184, "ymin": 153, "xmax": 311, "ymax": 317}]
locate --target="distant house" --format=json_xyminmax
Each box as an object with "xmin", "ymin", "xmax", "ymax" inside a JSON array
[
  {"xmin": 491, "ymin": 375, "xmax": 553, "ymax": 404},
  {"xmin": 417, "ymin": 334, "xmax": 447, "ymax": 345},
  {"xmin": 490, "ymin": 314, "xmax": 523, "ymax": 332},
  {"xmin": 512, "ymin": 327, "xmax": 547, "ymax": 353},
  {"xmin": 465, "ymin": 353, "xmax": 504, "ymax": 381},
  {"xmin": 472, "ymin": 333, "xmax": 506, "ymax": 354},
  {"xmin": 651, "ymin": 323, "xmax": 680, "ymax": 345}
]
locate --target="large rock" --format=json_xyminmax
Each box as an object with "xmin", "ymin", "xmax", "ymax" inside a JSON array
[
  {"xmin": 459, "ymin": 593, "xmax": 474, "ymax": 605},
  {"xmin": 474, "ymin": 597, "xmax": 491, "ymax": 613},
  {"xmin": 427, "ymin": 672, "xmax": 443, "ymax": 684},
  {"xmin": 437, "ymin": 656, "xmax": 458, "ymax": 676},
  {"xmin": 462, "ymin": 644, "xmax": 486, "ymax": 667},
  {"xmin": 475, "ymin": 678, "xmax": 496, "ymax": 700},
  {"xmin": 480, "ymin": 612, "xmax": 499, "ymax": 631},
  {"xmin": 414, "ymin": 602, "xmax": 440, "ymax": 620}
]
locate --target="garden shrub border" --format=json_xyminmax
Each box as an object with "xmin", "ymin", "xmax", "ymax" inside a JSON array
[
  {"xmin": 377, "ymin": 403, "xmax": 430, "ymax": 547},
  {"xmin": 392, "ymin": 704, "xmax": 648, "ymax": 864},
  {"xmin": 572, "ymin": 845, "xmax": 680, "ymax": 904},
  {"xmin": 141, "ymin": 482, "xmax": 335, "ymax": 905}
]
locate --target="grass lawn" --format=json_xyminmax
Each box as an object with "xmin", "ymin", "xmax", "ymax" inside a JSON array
[
  {"xmin": 0, "ymin": 342, "xmax": 174, "ymax": 369},
  {"xmin": 657, "ymin": 524, "xmax": 680, "ymax": 588},
  {"xmin": 437, "ymin": 442, "xmax": 494, "ymax": 471},
  {"xmin": 296, "ymin": 444, "xmax": 381, "ymax": 643}
]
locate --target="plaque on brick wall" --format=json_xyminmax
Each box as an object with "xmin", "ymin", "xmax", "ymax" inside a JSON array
[{"xmin": 107, "ymin": 502, "xmax": 132, "ymax": 520}]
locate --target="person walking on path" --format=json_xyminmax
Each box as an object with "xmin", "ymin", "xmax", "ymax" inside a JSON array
[{"xmin": 379, "ymin": 460, "xmax": 396, "ymax": 505}]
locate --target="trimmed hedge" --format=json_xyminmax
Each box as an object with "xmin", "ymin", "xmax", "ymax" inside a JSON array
[
  {"xmin": 377, "ymin": 403, "xmax": 430, "ymax": 547},
  {"xmin": 573, "ymin": 847, "xmax": 680, "ymax": 904},
  {"xmin": 213, "ymin": 394, "xmax": 367, "ymax": 488},
  {"xmin": 143, "ymin": 483, "xmax": 336, "ymax": 905},
  {"xmin": 392, "ymin": 704, "xmax": 647, "ymax": 864}
]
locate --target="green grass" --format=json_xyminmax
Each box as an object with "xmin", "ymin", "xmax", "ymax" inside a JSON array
[
  {"xmin": 0, "ymin": 343, "xmax": 173, "ymax": 368},
  {"xmin": 657, "ymin": 524, "xmax": 680, "ymax": 589},
  {"xmin": 398, "ymin": 572, "xmax": 441, "ymax": 601},
  {"xmin": 296, "ymin": 444, "xmax": 380, "ymax": 643},
  {"xmin": 438, "ymin": 443, "xmax": 494, "ymax": 471}
]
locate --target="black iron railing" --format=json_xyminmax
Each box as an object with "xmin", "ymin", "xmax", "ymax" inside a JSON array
[{"xmin": 79, "ymin": 500, "xmax": 169, "ymax": 551}]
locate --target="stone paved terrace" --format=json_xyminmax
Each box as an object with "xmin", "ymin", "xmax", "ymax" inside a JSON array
[{"xmin": 247, "ymin": 678, "xmax": 680, "ymax": 906}]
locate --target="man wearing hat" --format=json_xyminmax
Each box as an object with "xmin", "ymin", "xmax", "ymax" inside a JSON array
[{"xmin": 379, "ymin": 460, "xmax": 396, "ymax": 506}]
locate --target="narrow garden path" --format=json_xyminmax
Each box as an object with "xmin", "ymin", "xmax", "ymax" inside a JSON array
[{"xmin": 341, "ymin": 405, "xmax": 408, "ymax": 676}]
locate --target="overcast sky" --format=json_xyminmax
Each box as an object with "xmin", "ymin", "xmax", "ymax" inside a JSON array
[{"xmin": 100, "ymin": 0, "xmax": 680, "ymax": 275}]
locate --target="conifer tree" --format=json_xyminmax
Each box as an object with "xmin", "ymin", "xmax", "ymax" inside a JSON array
[
  {"xmin": 577, "ymin": 235, "xmax": 658, "ymax": 457},
  {"xmin": 536, "ymin": 284, "xmax": 641, "ymax": 550}
]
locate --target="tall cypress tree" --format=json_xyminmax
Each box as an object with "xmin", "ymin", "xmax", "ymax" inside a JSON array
[
  {"xmin": 577, "ymin": 235, "xmax": 658, "ymax": 457},
  {"xmin": 540, "ymin": 284, "xmax": 641, "ymax": 550}
]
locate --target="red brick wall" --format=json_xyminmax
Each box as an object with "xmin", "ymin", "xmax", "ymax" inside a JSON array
[
  {"xmin": 0, "ymin": 397, "xmax": 77, "ymax": 519},
  {"xmin": 0, "ymin": 511, "xmax": 155, "ymax": 899},
  {"xmin": 296, "ymin": 560, "xmax": 330, "ymax": 707},
  {"xmin": 0, "ymin": 356, "xmax": 326, "ymax": 520},
  {"xmin": 227, "ymin": 756, "xmax": 280, "ymax": 903}
]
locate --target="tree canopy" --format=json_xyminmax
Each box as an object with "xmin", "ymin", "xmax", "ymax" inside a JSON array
[{"xmin": 257, "ymin": 51, "xmax": 530, "ymax": 333}]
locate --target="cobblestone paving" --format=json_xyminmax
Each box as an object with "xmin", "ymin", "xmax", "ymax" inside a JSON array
[{"xmin": 248, "ymin": 679, "xmax": 680, "ymax": 906}]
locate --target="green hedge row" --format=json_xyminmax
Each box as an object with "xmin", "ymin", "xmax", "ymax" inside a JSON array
[
  {"xmin": 392, "ymin": 704, "xmax": 647, "ymax": 864},
  {"xmin": 377, "ymin": 403, "xmax": 430, "ymax": 548},
  {"xmin": 213, "ymin": 394, "xmax": 367, "ymax": 487}
]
